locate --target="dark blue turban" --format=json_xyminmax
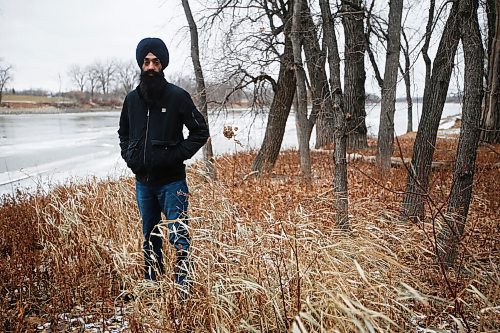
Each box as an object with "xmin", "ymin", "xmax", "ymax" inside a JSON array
[{"xmin": 136, "ymin": 37, "xmax": 169, "ymax": 69}]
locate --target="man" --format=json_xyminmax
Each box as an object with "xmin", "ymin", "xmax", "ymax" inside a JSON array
[{"xmin": 118, "ymin": 37, "xmax": 209, "ymax": 294}]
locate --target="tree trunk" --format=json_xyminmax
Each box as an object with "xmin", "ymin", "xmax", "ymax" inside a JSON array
[
  {"xmin": 486, "ymin": 0, "xmax": 496, "ymax": 62},
  {"xmin": 300, "ymin": 0, "xmax": 334, "ymax": 149},
  {"xmin": 481, "ymin": 0, "xmax": 500, "ymax": 144},
  {"xmin": 376, "ymin": 0, "xmax": 404, "ymax": 171},
  {"xmin": 401, "ymin": 1, "xmax": 461, "ymax": 222},
  {"xmin": 320, "ymin": 0, "xmax": 349, "ymax": 229},
  {"xmin": 400, "ymin": 30, "xmax": 414, "ymax": 133},
  {"xmin": 402, "ymin": 64, "xmax": 413, "ymax": 134},
  {"xmin": 437, "ymin": 0, "xmax": 484, "ymax": 267},
  {"xmin": 421, "ymin": 0, "xmax": 436, "ymax": 121},
  {"xmin": 292, "ymin": 0, "xmax": 312, "ymax": 180},
  {"xmin": 252, "ymin": 36, "xmax": 296, "ymax": 174},
  {"xmin": 181, "ymin": 0, "xmax": 216, "ymax": 179},
  {"xmin": 342, "ymin": 0, "xmax": 368, "ymax": 150}
]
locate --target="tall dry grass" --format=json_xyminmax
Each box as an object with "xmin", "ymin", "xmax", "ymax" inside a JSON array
[{"xmin": 0, "ymin": 137, "xmax": 498, "ymax": 332}]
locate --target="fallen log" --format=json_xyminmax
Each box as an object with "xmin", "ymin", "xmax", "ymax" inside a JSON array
[
  {"xmin": 313, "ymin": 150, "xmax": 500, "ymax": 170},
  {"xmin": 312, "ymin": 150, "xmax": 454, "ymax": 169}
]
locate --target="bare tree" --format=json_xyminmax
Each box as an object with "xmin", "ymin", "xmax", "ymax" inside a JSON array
[
  {"xmin": 401, "ymin": 0, "xmax": 462, "ymax": 222},
  {"xmin": 116, "ymin": 60, "xmax": 139, "ymax": 97},
  {"xmin": 291, "ymin": 0, "xmax": 313, "ymax": 180},
  {"xmin": 420, "ymin": 0, "xmax": 436, "ymax": 123},
  {"xmin": 485, "ymin": 0, "xmax": 496, "ymax": 66},
  {"xmin": 342, "ymin": 0, "xmax": 368, "ymax": 150},
  {"xmin": 376, "ymin": 0, "xmax": 404, "ymax": 171},
  {"xmin": 0, "ymin": 61, "xmax": 13, "ymax": 104},
  {"xmin": 299, "ymin": 0, "xmax": 335, "ymax": 149},
  {"xmin": 437, "ymin": 0, "xmax": 484, "ymax": 267},
  {"xmin": 365, "ymin": 2, "xmax": 415, "ymax": 136},
  {"xmin": 85, "ymin": 65, "xmax": 99, "ymax": 101},
  {"xmin": 249, "ymin": 1, "xmax": 297, "ymax": 174},
  {"xmin": 400, "ymin": 29, "xmax": 414, "ymax": 133},
  {"xmin": 93, "ymin": 60, "xmax": 116, "ymax": 95},
  {"xmin": 205, "ymin": 77, "xmax": 257, "ymax": 105},
  {"xmin": 197, "ymin": 0, "xmax": 296, "ymax": 175},
  {"xmin": 364, "ymin": 0, "xmax": 385, "ymax": 90},
  {"xmin": 68, "ymin": 64, "xmax": 87, "ymax": 93},
  {"xmin": 251, "ymin": 36, "xmax": 296, "ymax": 174},
  {"xmin": 320, "ymin": 0, "xmax": 349, "ymax": 229},
  {"xmin": 481, "ymin": 0, "xmax": 499, "ymax": 143},
  {"xmin": 181, "ymin": 0, "xmax": 216, "ymax": 179}
]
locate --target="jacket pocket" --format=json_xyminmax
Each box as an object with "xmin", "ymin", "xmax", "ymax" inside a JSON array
[
  {"xmin": 125, "ymin": 139, "xmax": 145, "ymax": 174},
  {"xmin": 150, "ymin": 140, "xmax": 184, "ymax": 171},
  {"xmin": 151, "ymin": 139, "xmax": 177, "ymax": 148}
]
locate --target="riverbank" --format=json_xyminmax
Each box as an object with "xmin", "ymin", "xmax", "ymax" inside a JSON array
[
  {"xmin": 0, "ymin": 106, "xmax": 119, "ymax": 115},
  {"xmin": 0, "ymin": 105, "xmax": 253, "ymax": 115}
]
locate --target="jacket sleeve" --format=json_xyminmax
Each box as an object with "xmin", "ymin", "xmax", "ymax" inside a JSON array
[
  {"xmin": 177, "ymin": 91, "xmax": 210, "ymax": 160},
  {"xmin": 118, "ymin": 95, "xmax": 130, "ymax": 161}
]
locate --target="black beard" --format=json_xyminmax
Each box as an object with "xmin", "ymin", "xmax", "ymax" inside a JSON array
[{"xmin": 139, "ymin": 70, "xmax": 167, "ymax": 105}]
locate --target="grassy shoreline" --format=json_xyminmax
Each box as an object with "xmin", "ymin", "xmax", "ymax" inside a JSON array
[
  {"xmin": 0, "ymin": 94, "xmax": 121, "ymax": 114},
  {"xmin": 0, "ymin": 106, "xmax": 119, "ymax": 115}
]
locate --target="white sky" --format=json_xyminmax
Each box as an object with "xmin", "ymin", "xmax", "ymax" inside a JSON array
[
  {"xmin": 0, "ymin": 0, "xmax": 468, "ymax": 98},
  {"xmin": 0, "ymin": 0, "xmax": 192, "ymax": 92}
]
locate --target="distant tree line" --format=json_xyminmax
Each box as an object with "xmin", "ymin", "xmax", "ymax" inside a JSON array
[
  {"xmin": 65, "ymin": 59, "xmax": 259, "ymax": 108},
  {"xmin": 66, "ymin": 59, "xmax": 138, "ymax": 106}
]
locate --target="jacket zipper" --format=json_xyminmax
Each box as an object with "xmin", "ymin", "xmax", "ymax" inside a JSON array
[{"xmin": 144, "ymin": 108, "xmax": 150, "ymax": 183}]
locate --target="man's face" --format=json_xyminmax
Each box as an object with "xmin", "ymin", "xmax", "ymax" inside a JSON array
[{"xmin": 141, "ymin": 52, "xmax": 162, "ymax": 73}]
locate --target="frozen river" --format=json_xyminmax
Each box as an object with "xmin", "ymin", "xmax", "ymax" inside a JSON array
[{"xmin": 0, "ymin": 103, "xmax": 461, "ymax": 196}]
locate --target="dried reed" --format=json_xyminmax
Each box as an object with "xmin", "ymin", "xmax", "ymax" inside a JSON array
[{"xmin": 0, "ymin": 137, "xmax": 498, "ymax": 332}]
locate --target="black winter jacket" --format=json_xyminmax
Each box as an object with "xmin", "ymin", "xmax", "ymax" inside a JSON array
[{"xmin": 118, "ymin": 83, "xmax": 209, "ymax": 185}]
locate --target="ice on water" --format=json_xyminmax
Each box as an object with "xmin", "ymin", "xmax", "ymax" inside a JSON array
[{"xmin": 0, "ymin": 103, "xmax": 462, "ymax": 196}]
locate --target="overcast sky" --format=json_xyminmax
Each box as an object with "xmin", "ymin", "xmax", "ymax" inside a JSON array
[
  {"xmin": 0, "ymin": 0, "xmax": 468, "ymax": 98},
  {"xmin": 0, "ymin": 0, "xmax": 192, "ymax": 92}
]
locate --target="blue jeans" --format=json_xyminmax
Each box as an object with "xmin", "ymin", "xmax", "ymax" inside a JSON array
[{"xmin": 136, "ymin": 179, "xmax": 190, "ymax": 282}]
